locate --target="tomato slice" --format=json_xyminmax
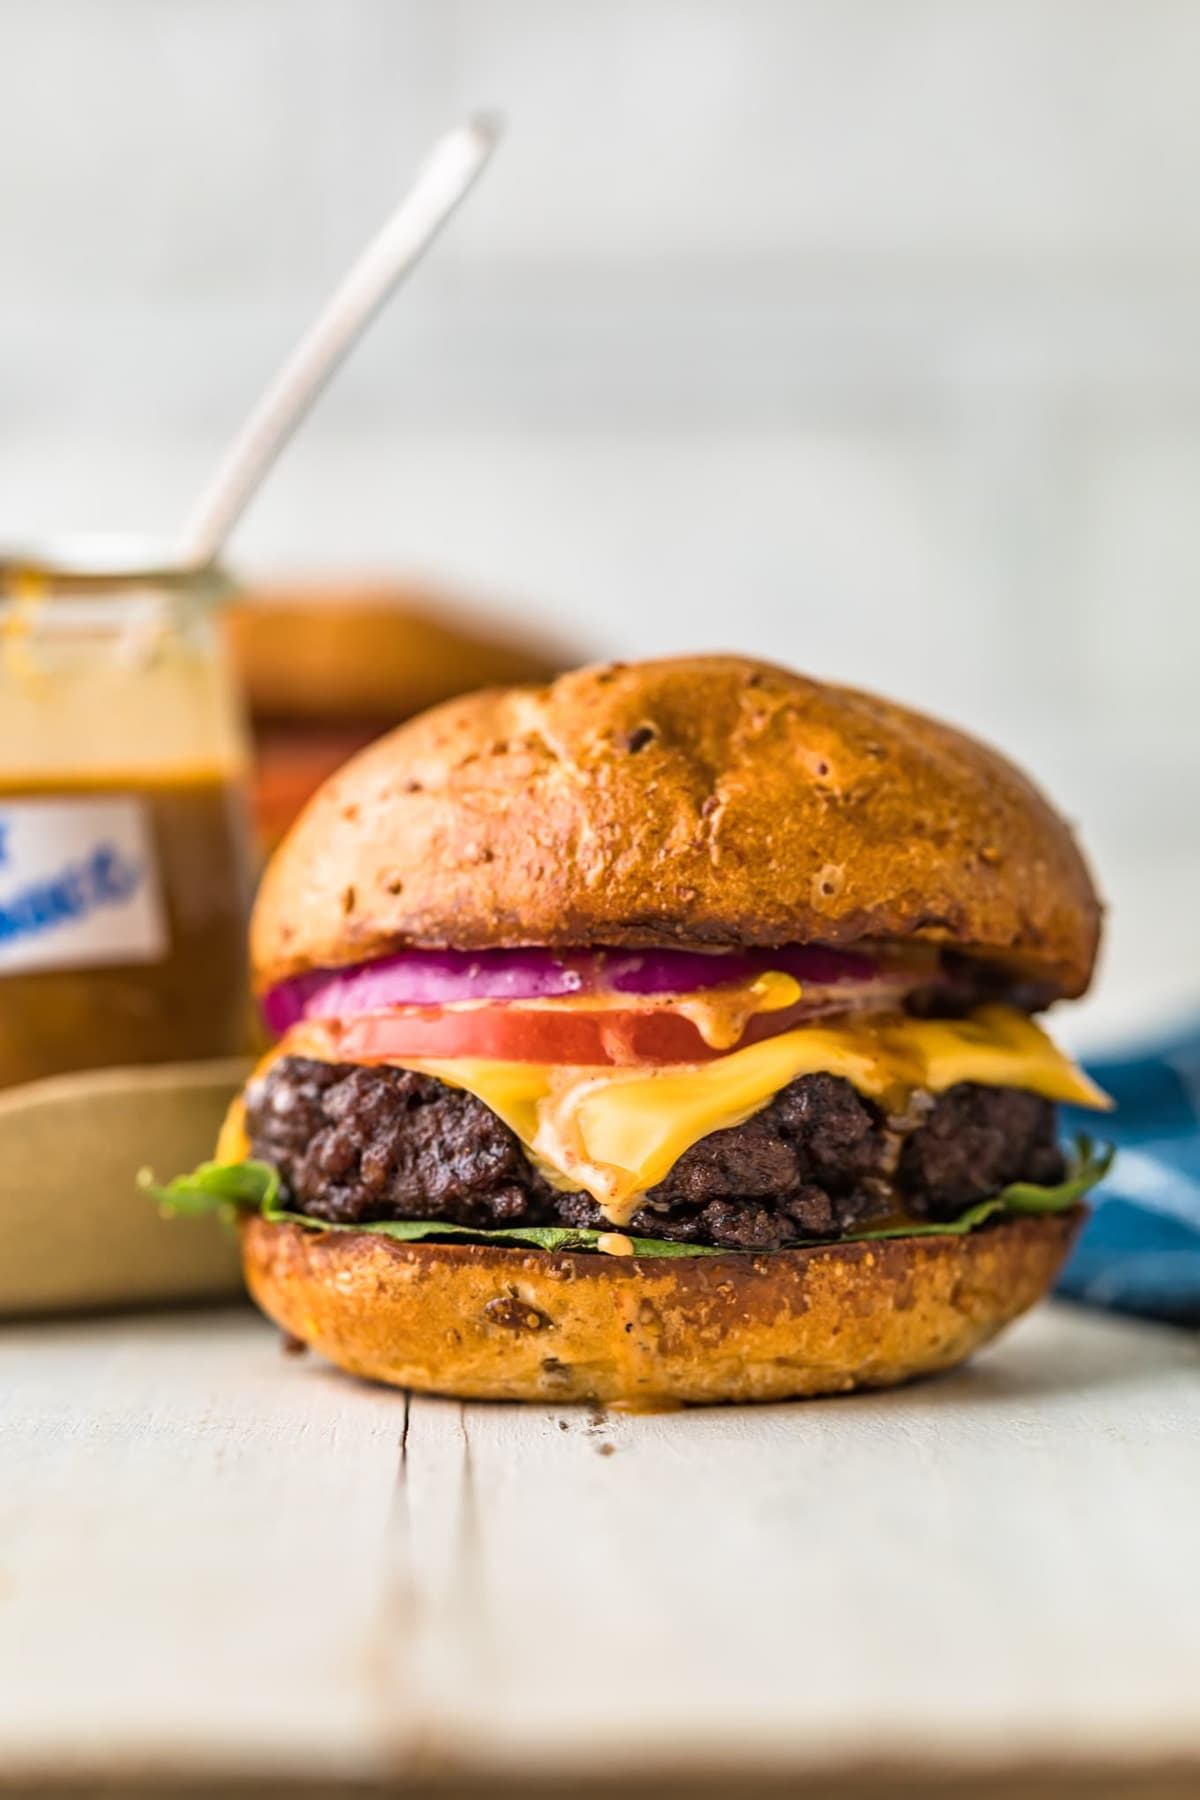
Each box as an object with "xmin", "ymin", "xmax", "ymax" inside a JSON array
[{"xmin": 332, "ymin": 997, "xmax": 812, "ymax": 1067}]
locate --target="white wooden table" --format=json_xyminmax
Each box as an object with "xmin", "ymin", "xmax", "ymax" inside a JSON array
[{"xmin": 1, "ymin": 1301, "xmax": 1198, "ymax": 1799}]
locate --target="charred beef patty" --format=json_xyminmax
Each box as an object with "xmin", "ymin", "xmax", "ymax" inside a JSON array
[{"xmin": 245, "ymin": 1056, "xmax": 1065, "ymax": 1252}]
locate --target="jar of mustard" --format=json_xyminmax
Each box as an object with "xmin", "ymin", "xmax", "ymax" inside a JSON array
[{"xmin": 0, "ymin": 539, "xmax": 253, "ymax": 1087}]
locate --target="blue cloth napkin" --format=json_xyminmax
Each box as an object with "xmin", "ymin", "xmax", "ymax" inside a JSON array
[{"xmin": 1057, "ymin": 1025, "xmax": 1200, "ymax": 1327}]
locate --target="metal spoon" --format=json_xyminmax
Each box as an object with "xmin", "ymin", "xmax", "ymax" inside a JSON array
[{"xmin": 181, "ymin": 111, "xmax": 502, "ymax": 568}]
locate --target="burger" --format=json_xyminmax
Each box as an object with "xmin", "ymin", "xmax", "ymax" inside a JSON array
[{"xmin": 149, "ymin": 655, "xmax": 1111, "ymax": 1405}]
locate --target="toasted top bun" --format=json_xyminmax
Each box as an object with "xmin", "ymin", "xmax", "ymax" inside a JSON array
[
  {"xmin": 252, "ymin": 655, "xmax": 1102, "ymax": 998},
  {"xmin": 224, "ymin": 582, "xmax": 563, "ymax": 724}
]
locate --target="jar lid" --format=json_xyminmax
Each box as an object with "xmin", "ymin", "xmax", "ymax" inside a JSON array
[{"xmin": 0, "ymin": 535, "xmax": 234, "ymax": 601}]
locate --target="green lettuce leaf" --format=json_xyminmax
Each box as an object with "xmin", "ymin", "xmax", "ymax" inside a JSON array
[
  {"xmin": 138, "ymin": 1158, "xmax": 279, "ymax": 1218},
  {"xmin": 139, "ymin": 1136, "xmax": 1112, "ymax": 1257}
]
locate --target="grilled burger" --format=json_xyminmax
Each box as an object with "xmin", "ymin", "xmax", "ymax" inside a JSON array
[{"xmin": 151, "ymin": 655, "xmax": 1111, "ymax": 1404}]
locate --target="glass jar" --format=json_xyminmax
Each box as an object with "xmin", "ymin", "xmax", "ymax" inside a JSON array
[{"xmin": 0, "ymin": 539, "xmax": 253, "ymax": 1088}]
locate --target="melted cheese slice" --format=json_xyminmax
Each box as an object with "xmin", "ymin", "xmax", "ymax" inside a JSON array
[{"xmin": 254, "ymin": 1004, "xmax": 1109, "ymax": 1228}]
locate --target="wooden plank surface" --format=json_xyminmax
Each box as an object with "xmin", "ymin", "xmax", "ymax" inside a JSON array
[{"xmin": 0, "ymin": 1302, "xmax": 1197, "ymax": 1793}]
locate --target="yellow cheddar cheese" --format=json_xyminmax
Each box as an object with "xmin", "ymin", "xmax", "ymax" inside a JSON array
[{"xmin": 253, "ymin": 1005, "xmax": 1108, "ymax": 1228}]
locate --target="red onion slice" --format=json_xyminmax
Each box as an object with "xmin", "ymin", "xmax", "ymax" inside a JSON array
[
  {"xmin": 261, "ymin": 943, "xmax": 880, "ymax": 1036},
  {"xmin": 601, "ymin": 945, "xmax": 874, "ymax": 995}
]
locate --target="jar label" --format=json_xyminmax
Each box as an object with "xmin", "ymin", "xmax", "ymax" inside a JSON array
[{"xmin": 0, "ymin": 798, "xmax": 167, "ymax": 976}]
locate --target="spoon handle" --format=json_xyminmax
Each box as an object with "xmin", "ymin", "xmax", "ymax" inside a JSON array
[{"xmin": 182, "ymin": 112, "xmax": 502, "ymax": 568}]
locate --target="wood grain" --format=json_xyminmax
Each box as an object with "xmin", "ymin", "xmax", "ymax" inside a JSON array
[{"xmin": 0, "ymin": 1303, "xmax": 1197, "ymax": 1795}]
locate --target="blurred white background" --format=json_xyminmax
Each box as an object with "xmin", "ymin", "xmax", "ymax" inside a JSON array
[{"xmin": 1, "ymin": 0, "xmax": 1197, "ymax": 1044}]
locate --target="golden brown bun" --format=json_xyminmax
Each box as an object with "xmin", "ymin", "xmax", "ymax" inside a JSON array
[
  {"xmin": 241, "ymin": 1210, "xmax": 1081, "ymax": 1406},
  {"xmin": 253, "ymin": 656, "xmax": 1101, "ymax": 998},
  {"xmin": 224, "ymin": 581, "xmax": 563, "ymax": 724}
]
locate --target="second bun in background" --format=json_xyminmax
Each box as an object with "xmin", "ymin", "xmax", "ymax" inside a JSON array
[{"xmin": 223, "ymin": 579, "xmax": 568, "ymax": 854}]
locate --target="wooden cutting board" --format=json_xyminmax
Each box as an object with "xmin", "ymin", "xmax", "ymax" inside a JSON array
[{"xmin": 0, "ymin": 1059, "xmax": 248, "ymax": 1314}]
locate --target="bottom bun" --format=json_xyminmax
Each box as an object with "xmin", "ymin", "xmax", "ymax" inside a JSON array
[{"xmin": 240, "ymin": 1211, "xmax": 1081, "ymax": 1406}]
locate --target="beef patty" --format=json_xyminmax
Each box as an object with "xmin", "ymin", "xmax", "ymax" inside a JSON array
[{"xmin": 244, "ymin": 1055, "xmax": 1065, "ymax": 1252}]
